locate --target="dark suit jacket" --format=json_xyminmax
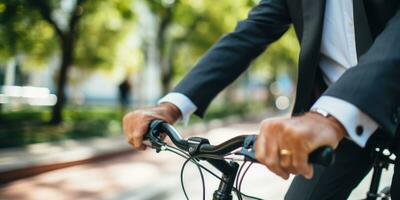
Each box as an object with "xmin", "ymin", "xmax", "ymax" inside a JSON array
[{"xmin": 173, "ymin": 0, "xmax": 400, "ymax": 138}]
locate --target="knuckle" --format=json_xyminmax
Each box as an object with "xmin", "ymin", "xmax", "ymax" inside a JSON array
[
  {"xmin": 266, "ymin": 120, "xmax": 279, "ymax": 128},
  {"xmin": 282, "ymin": 124, "xmax": 294, "ymax": 133},
  {"xmin": 255, "ymin": 151, "xmax": 263, "ymax": 161},
  {"xmin": 132, "ymin": 110, "xmax": 147, "ymax": 119},
  {"xmin": 291, "ymin": 130, "xmax": 307, "ymax": 141},
  {"xmin": 293, "ymin": 161, "xmax": 307, "ymax": 172},
  {"xmin": 280, "ymin": 160, "xmax": 290, "ymax": 168},
  {"xmin": 261, "ymin": 119, "xmax": 277, "ymax": 129},
  {"xmin": 132, "ymin": 132, "xmax": 143, "ymax": 139},
  {"xmin": 264, "ymin": 157, "xmax": 275, "ymax": 167},
  {"xmin": 124, "ymin": 111, "xmax": 144, "ymax": 123},
  {"xmin": 296, "ymin": 126, "xmax": 311, "ymax": 136},
  {"xmin": 292, "ymin": 160, "xmax": 301, "ymax": 168}
]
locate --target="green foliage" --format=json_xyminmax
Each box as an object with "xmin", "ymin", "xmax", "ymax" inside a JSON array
[
  {"xmin": 0, "ymin": 106, "xmax": 122, "ymax": 148},
  {"xmin": 253, "ymin": 27, "xmax": 300, "ymax": 80},
  {"xmin": 142, "ymin": 0, "xmax": 298, "ymax": 85},
  {"xmin": 0, "ymin": 0, "xmax": 57, "ymax": 66},
  {"xmin": 142, "ymin": 0, "xmax": 259, "ymax": 87},
  {"xmin": 0, "ymin": 0, "xmax": 136, "ymax": 71},
  {"xmin": 74, "ymin": 0, "xmax": 135, "ymax": 71}
]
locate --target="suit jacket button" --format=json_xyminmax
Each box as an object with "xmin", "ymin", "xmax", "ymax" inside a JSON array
[{"xmin": 356, "ymin": 125, "xmax": 363, "ymax": 136}]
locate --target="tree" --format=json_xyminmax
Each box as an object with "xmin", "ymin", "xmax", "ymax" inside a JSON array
[
  {"xmin": 142, "ymin": 0, "xmax": 258, "ymax": 94},
  {"xmin": 0, "ymin": 0, "xmax": 135, "ymax": 124}
]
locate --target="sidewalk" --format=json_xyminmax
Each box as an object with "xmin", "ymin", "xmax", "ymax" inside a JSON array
[{"xmin": 0, "ymin": 135, "xmax": 134, "ymax": 183}]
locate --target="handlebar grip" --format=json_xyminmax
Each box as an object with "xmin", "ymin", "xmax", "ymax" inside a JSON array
[
  {"xmin": 146, "ymin": 119, "xmax": 189, "ymax": 150},
  {"xmin": 241, "ymin": 135, "xmax": 335, "ymax": 167},
  {"xmin": 308, "ymin": 146, "xmax": 335, "ymax": 167},
  {"xmin": 143, "ymin": 120, "xmax": 167, "ymax": 149}
]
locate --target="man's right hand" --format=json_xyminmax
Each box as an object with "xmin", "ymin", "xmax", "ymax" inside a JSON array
[{"xmin": 122, "ymin": 102, "xmax": 181, "ymax": 150}]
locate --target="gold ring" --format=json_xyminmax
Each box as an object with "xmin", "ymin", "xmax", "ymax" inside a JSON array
[{"xmin": 280, "ymin": 149, "xmax": 292, "ymax": 156}]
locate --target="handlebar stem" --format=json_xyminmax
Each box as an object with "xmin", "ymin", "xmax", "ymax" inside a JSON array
[{"xmin": 187, "ymin": 137, "xmax": 211, "ymax": 156}]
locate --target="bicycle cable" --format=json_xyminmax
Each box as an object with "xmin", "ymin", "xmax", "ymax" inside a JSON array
[
  {"xmin": 164, "ymin": 145, "xmax": 205, "ymax": 200},
  {"xmin": 235, "ymin": 161, "xmax": 247, "ymax": 200},
  {"xmin": 239, "ymin": 162, "xmax": 254, "ymax": 197},
  {"xmin": 180, "ymin": 156, "xmax": 206, "ymax": 200},
  {"xmin": 162, "ymin": 143, "xmax": 262, "ymax": 200}
]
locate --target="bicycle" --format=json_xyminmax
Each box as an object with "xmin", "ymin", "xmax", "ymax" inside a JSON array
[
  {"xmin": 363, "ymin": 146, "xmax": 396, "ymax": 200},
  {"xmin": 143, "ymin": 120, "xmax": 335, "ymax": 200}
]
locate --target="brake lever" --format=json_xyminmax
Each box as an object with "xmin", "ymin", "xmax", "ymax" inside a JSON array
[
  {"xmin": 238, "ymin": 135, "xmax": 258, "ymax": 162},
  {"xmin": 237, "ymin": 135, "xmax": 335, "ymax": 167}
]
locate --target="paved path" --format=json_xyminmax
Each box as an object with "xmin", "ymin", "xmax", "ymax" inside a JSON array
[{"xmin": 0, "ymin": 122, "xmax": 394, "ymax": 200}]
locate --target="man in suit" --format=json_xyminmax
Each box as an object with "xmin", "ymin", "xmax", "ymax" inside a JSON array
[{"xmin": 123, "ymin": 0, "xmax": 400, "ymax": 199}]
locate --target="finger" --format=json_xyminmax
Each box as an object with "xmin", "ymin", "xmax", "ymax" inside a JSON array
[
  {"xmin": 124, "ymin": 116, "xmax": 138, "ymax": 149},
  {"xmin": 257, "ymin": 121, "xmax": 290, "ymax": 179},
  {"xmin": 280, "ymin": 153, "xmax": 292, "ymax": 169},
  {"xmin": 131, "ymin": 132, "xmax": 146, "ymax": 150},
  {"xmin": 255, "ymin": 133, "xmax": 267, "ymax": 161},
  {"xmin": 263, "ymin": 137, "xmax": 289, "ymax": 179},
  {"xmin": 122, "ymin": 114, "xmax": 132, "ymax": 139},
  {"xmin": 132, "ymin": 123, "xmax": 149, "ymax": 150},
  {"xmin": 265, "ymin": 142, "xmax": 289, "ymax": 180},
  {"xmin": 292, "ymin": 151, "xmax": 313, "ymax": 179},
  {"xmin": 278, "ymin": 136, "xmax": 292, "ymax": 170}
]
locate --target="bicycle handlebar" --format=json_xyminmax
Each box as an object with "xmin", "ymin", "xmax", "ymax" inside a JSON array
[{"xmin": 145, "ymin": 120, "xmax": 335, "ymax": 167}]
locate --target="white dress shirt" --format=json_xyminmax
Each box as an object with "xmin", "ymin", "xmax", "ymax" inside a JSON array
[{"xmin": 159, "ymin": 0, "xmax": 378, "ymax": 147}]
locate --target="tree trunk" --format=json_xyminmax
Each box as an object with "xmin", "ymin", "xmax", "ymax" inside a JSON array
[
  {"xmin": 161, "ymin": 57, "xmax": 173, "ymax": 95},
  {"xmin": 50, "ymin": 37, "xmax": 73, "ymax": 124},
  {"xmin": 32, "ymin": 0, "xmax": 82, "ymax": 124}
]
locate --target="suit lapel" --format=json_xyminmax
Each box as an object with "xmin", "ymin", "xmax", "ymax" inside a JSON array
[
  {"xmin": 293, "ymin": 0, "xmax": 326, "ymax": 113},
  {"xmin": 353, "ymin": 0, "xmax": 373, "ymax": 58}
]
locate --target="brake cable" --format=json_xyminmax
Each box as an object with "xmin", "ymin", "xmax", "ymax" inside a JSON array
[
  {"xmin": 161, "ymin": 143, "xmax": 263, "ymax": 200},
  {"xmin": 238, "ymin": 162, "xmax": 254, "ymax": 199}
]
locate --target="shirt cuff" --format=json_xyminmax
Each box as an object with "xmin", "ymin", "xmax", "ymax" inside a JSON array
[
  {"xmin": 158, "ymin": 92, "xmax": 197, "ymax": 126},
  {"xmin": 311, "ymin": 96, "xmax": 378, "ymax": 147}
]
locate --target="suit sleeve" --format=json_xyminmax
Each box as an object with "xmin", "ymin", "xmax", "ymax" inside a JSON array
[
  {"xmin": 172, "ymin": 0, "xmax": 291, "ymax": 117},
  {"xmin": 324, "ymin": 9, "xmax": 400, "ymax": 137}
]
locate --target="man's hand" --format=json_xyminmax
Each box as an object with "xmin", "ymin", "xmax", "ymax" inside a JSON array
[
  {"xmin": 122, "ymin": 102, "xmax": 181, "ymax": 150},
  {"xmin": 255, "ymin": 112, "xmax": 346, "ymax": 180}
]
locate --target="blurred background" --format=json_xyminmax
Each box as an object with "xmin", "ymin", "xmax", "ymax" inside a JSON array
[
  {"xmin": 0, "ymin": 0, "xmax": 298, "ymax": 148},
  {"xmin": 0, "ymin": 0, "xmax": 392, "ymax": 199}
]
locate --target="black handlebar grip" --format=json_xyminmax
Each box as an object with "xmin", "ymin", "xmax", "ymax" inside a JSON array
[
  {"xmin": 308, "ymin": 146, "xmax": 335, "ymax": 167},
  {"xmin": 143, "ymin": 120, "xmax": 167, "ymax": 148},
  {"xmin": 242, "ymin": 135, "xmax": 335, "ymax": 167}
]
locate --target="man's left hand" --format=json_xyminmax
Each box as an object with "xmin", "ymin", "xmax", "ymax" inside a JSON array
[{"xmin": 255, "ymin": 112, "xmax": 346, "ymax": 180}]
